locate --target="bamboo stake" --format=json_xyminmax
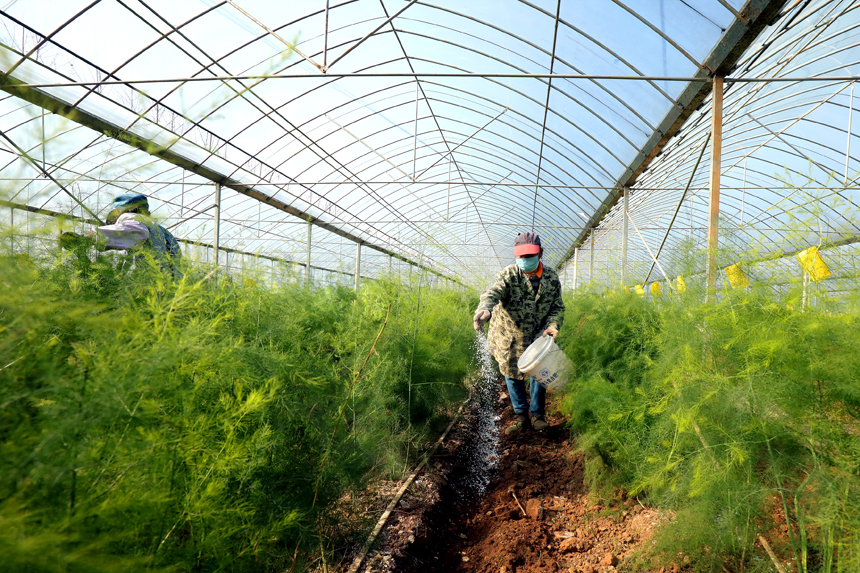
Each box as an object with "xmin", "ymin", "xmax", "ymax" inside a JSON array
[
  {"xmin": 758, "ymin": 535, "xmax": 788, "ymax": 573},
  {"xmin": 511, "ymin": 489, "xmax": 528, "ymax": 517},
  {"xmin": 346, "ymin": 397, "xmax": 469, "ymax": 573},
  {"xmin": 312, "ymin": 303, "xmax": 392, "ymax": 509},
  {"xmin": 289, "ymin": 304, "xmax": 392, "ymax": 573}
]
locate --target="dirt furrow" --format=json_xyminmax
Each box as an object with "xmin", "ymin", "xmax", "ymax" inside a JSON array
[{"xmin": 360, "ymin": 379, "xmax": 667, "ymax": 573}]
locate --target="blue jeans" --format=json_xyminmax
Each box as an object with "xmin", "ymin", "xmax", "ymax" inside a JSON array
[{"xmin": 505, "ymin": 376, "xmax": 545, "ymax": 416}]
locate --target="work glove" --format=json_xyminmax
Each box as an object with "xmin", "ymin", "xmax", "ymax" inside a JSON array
[
  {"xmin": 473, "ymin": 310, "xmax": 491, "ymax": 333},
  {"xmin": 543, "ymin": 328, "xmax": 558, "ymax": 338},
  {"xmin": 59, "ymin": 231, "xmax": 85, "ymax": 250}
]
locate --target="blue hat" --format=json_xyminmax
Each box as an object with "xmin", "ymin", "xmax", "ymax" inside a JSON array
[{"xmin": 111, "ymin": 193, "xmax": 149, "ymax": 211}]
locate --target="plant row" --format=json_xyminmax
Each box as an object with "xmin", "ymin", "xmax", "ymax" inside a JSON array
[
  {"xmin": 557, "ymin": 280, "xmax": 860, "ymax": 573},
  {"xmin": 0, "ymin": 248, "xmax": 474, "ymax": 572}
]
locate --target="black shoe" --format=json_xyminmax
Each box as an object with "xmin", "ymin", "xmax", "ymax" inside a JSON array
[
  {"xmin": 531, "ymin": 415, "xmax": 549, "ymax": 431},
  {"xmin": 505, "ymin": 414, "xmax": 529, "ymax": 435}
]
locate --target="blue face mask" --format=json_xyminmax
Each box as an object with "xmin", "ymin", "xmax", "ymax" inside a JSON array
[{"xmin": 516, "ymin": 255, "xmax": 539, "ymax": 273}]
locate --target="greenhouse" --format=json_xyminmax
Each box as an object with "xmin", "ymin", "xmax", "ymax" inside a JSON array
[{"xmin": 2, "ymin": 0, "xmax": 860, "ymax": 571}]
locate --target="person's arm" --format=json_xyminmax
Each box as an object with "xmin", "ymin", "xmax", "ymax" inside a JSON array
[
  {"xmin": 543, "ymin": 274, "xmax": 566, "ymax": 337},
  {"xmin": 474, "ymin": 268, "xmax": 512, "ymax": 332},
  {"xmin": 91, "ymin": 218, "xmax": 150, "ymax": 251}
]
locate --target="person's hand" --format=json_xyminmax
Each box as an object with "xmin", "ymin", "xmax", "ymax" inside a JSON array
[
  {"xmin": 59, "ymin": 231, "xmax": 86, "ymax": 250},
  {"xmin": 473, "ymin": 310, "xmax": 491, "ymax": 333},
  {"xmin": 543, "ymin": 328, "xmax": 558, "ymax": 338}
]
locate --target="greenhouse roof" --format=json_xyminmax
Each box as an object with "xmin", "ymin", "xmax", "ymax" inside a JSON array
[{"xmin": 0, "ymin": 0, "xmax": 858, "ymax": 287}]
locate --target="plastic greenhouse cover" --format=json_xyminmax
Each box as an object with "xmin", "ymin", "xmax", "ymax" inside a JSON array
[{"xmin": 0, "ymin": 0, "xmax": 857, "ymax": 287}]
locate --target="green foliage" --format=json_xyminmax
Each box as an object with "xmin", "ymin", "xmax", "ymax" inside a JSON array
[
  {"xmin": 0, "ymin": 247, "xmax": 472, "ymax": 572},
  {"xmin": 558, "ymin": 286, "xmax": 860, "ymax": 572}
]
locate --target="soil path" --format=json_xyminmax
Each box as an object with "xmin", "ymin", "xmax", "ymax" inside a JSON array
[{"xmin": 359, "ymin": 378, "xmax": 666, "ymax": 573}]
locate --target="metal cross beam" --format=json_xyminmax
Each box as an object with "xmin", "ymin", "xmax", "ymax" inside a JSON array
[{"xmin": 561, "ymin": 0, "xmax": 789, "ymax": 266}]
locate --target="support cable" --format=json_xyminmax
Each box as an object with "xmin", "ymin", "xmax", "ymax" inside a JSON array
[
  {"xmin": 642, "ymin": 131, "xmax": 711, "ymax": 284},
  {"xmin": 0, "ymin": 127, "xmax": 102, "ymax": 223},
  {"xmin": 531, "ymin": 0, "xmax": 562, "ymax": 231}
]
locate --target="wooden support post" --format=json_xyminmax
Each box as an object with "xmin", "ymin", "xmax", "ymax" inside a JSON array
[
  {"xmin": 707, "ymin": 76, "xmax": 723, "ymax": 303},
  {"xmin": 412, "ymin": 82, "xmax": 419, "ymax": 179},
  {"xmin": 622, "ymin": 186, "xmax": 629, "ymax": 286}
]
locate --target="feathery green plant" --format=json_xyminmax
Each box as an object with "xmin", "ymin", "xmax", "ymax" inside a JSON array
[
  {"xmin": 558, "ymin": 277, "xmax": 860, "ymax": 572},
  {"xmin": 0, "ymin": 231, "xmax": 473, "ymax": 572}
]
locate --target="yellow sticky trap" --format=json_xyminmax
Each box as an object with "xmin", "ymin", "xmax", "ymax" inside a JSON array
[
  {"xmin": 797, "ymin": 246, "xmax": 831, "ymax": 282},
  {"xmin": 244, "ymin": 278, "xmax": 258, "ymax": 288},
  {"xmin": 650, "ymin": 282, "xmax": 662, "ymax": 297},
  {"xmin": 623, "ymin": 286, "xmax": 630, "ymax": 294},
  {"xmin": 634, "ymin": 284, "xmax": 645, "ymax": 297},
  {"xmin": 676, "ymin": 275, "xmax": 686, "ymax": 293},
  {"xmin": 725, "ymin": 263, "xmax": 749, "ymax": 289}
]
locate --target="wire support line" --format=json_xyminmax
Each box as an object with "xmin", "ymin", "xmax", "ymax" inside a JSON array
[
  {"xmin": 715, "ymin": 0, "xmax": 749, "ymax": 24},
  {"xmin": 225, "ymin": 0, "xmax": 323, "ymax": 71},
  {"xmin": 625, "ymin": 209, "xmax": 674, "ymax": 289},
  {"xmin": 0, "ymin": 48, "xmax": 462, "ymax": 279},
  {"xmin": 0, "ymin": 126, "xmax": 103, "ymax": 223},
  {"xmin": 642, "ymin": 131, "xmax": 711, "ymax": 284},
  {"xmin": 531, "ymin": 0, "xmax": 562, "ymax": 232},
  {"xmin": 11, "ymin": 75, "xmax": 860, "ymax": 89},
  {"xmin": 0, "ymin": 198, "xmax": 378, "ymax": 280},
  {"xmin": 323, "ymin": 0, "xmax": 419, "ymax": 72},
  {"xmin": 412, "ymin": 106, "xmax": 508, "ymax": 181}
]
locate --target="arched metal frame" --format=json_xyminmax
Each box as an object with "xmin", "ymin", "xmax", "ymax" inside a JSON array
[{"xmin": 0, "ymin": 0, "xmax": 858, "ymax": 289}]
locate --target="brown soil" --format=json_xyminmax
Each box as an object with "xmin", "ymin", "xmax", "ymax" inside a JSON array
[{"xmin": 354, "ymin": 378, "xmax": 669, "ymax": 573}]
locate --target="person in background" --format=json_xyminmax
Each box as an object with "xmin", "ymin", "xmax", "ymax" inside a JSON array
[
  {"xmin": 60, "ymin": 193, "xmax": 182, "ymax": 278},
  {"xmin": 473, "ymin": 232, "xmax": 565, "ymax": 434}
]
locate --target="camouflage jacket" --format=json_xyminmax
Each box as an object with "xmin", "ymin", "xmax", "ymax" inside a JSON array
[{"xmin": 476, "ymin": 263, "xmax": 565, "ymax": 379}]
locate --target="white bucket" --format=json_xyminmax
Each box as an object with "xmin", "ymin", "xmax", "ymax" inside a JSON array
[{"xmin": 517, "ymin": 335, "xmax": 573, "ymax": 394}]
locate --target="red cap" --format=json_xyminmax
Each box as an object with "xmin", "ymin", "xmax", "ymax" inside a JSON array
[{"xmin": 513, "ymin": 232, "xmax": 541, "ymax": 256}]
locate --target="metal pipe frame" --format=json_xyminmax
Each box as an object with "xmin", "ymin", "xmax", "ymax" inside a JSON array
[
  {"xmin": 530, "ymin": 0, "xmax": 562, "ymax": 231},
  {"xmin": 0, "ymin": 71, "xmax": 464, "ymax": 284},
  {"xmin": 581, "ymin": 1, "xmax": 860, "ymax": 288},
  {"xmin": 22, "ymin": 74, "xmax": 860, "ymax": 88},
  {"xmin": 306, "ymin": 219, "xmax": 312, "ymax": 286},
  {"xmin": 560, "ymin": 0, "xmax": 789, "ymax": 268},
  {"xmin": 214, "ymin": 182, "xmax": 222, "ymax": 267},
  {"xmin": 621, "ymin": 186, "xmax": 628, "ymax": 286},
  {"xmin": 0, "ymin": 7, "xmax": 760, "ymax": 264},
  {"xmin": 354, "ymin": 242, "xmax": 361, "ymax": 291},
  {"xmin": 0, "ymin": 6, "xmax": 470, "ymax": 279},
  {"xmin": 3, "ymin": 0, "xmax": 858, "ymax": 291}
]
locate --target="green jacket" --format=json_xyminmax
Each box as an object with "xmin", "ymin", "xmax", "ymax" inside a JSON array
[{"xmin": 476, "ymin": 264, "xmax": 565, "ymax": 379}]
